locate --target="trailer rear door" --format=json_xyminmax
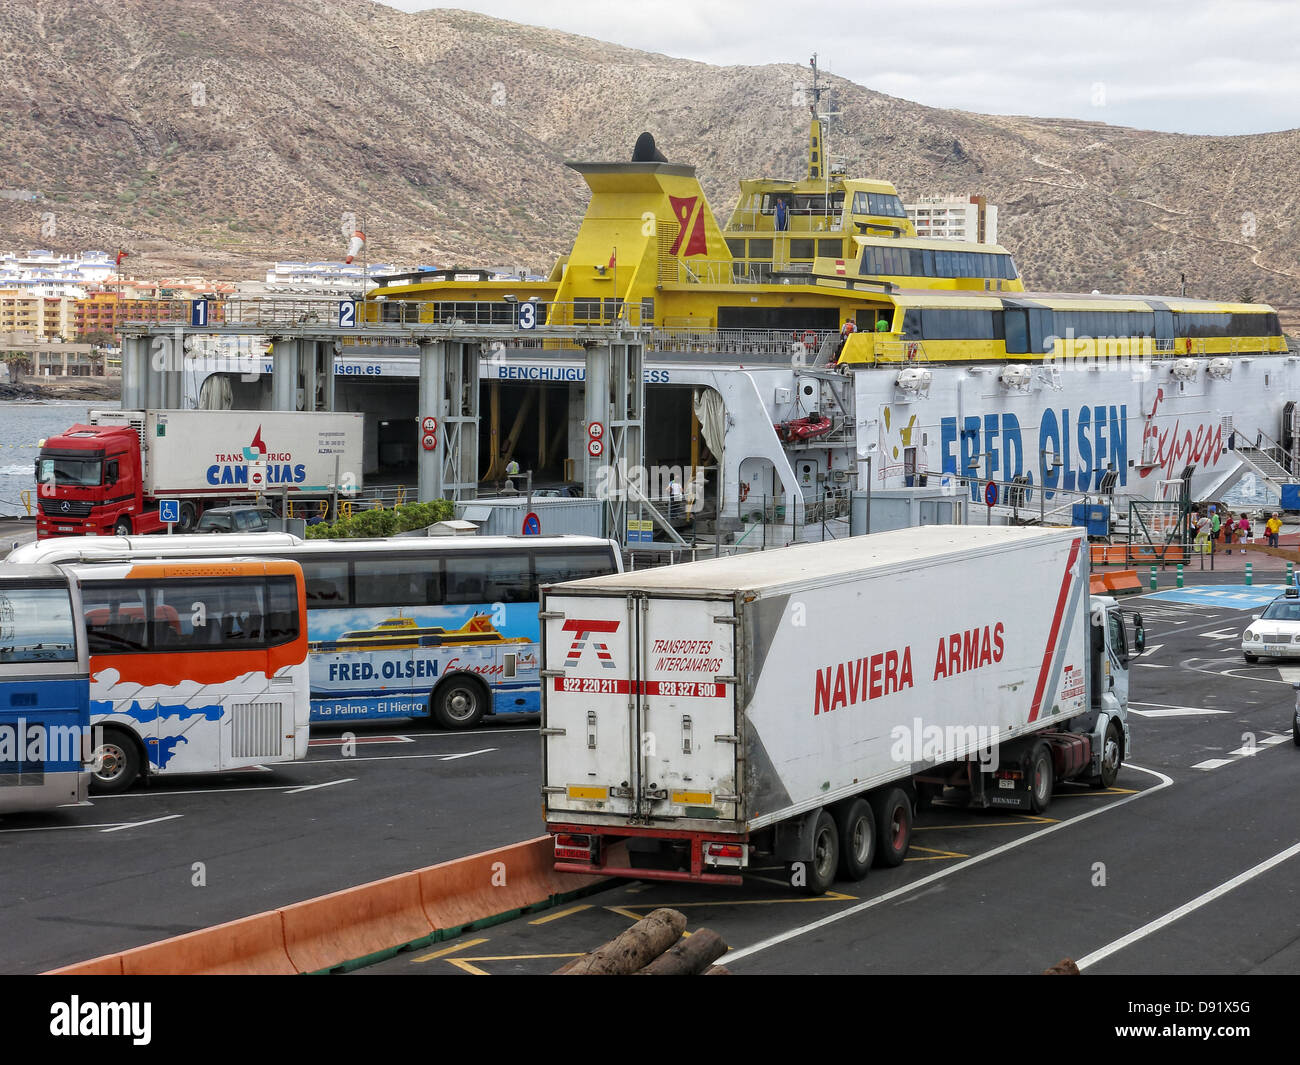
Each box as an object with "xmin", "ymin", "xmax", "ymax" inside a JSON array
[{"xmin": 541, "ymin": 591, "xmax": 739, "ymax": 824}]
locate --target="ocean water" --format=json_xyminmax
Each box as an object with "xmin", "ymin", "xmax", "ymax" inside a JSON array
[{"xmin": 0, "ymin": 401, "xmax": 93, "ymax": 516}]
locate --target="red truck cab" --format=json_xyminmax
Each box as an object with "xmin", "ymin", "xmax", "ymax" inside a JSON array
[{"xmin": 35, "ymin": 424, "xmax": 162, "ymax": 539}]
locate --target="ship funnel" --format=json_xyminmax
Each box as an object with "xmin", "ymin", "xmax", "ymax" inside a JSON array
[{"xmin": 631, "ymin": 132, "xmax": 667, "ymax": 163}]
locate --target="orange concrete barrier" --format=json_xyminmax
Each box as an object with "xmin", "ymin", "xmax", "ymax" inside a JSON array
[
  {"xmin": 1103, "ymin": 570, "xmax": 1143, "ymax": 595},
  {"xmin": 1088, "ymin": 575, "xmax": 1108, "ymax": 595},
  {"xmin": 46, "ymin": 911, "xmax": 294, "ymax": 976},
  {"xmin": 280, "ymin": 869, "xmax": 434, "ymax": 974},
  {"xmin": 46, "ymin": 836, "xmax": 609, "ymax": 976},
  {"xmin": 420, "ymin": 836, "xmax": 606, "ymax": 933}
]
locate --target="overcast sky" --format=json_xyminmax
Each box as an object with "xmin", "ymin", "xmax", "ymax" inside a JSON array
[{"xmin": 390, "ymin": 0, "xmax": 1300, "ymax": 135}]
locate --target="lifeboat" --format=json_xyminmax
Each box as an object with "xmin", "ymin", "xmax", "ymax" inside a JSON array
[{"xmin": 775, "ymin": 413, "xmax": 833, "ymax": 443}]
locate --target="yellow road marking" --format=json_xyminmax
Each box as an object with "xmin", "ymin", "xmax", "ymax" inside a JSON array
[
  {"xmin": 529, "ymin": 903, "xmax": 592, "ymax": 925},
  {"xmin": 412, "ymin": 937, "xmax": 489, "ymax": 963},
  {"xmin": 447, "ymin": 951, "xmax": 583, "ymax": 975},
  {"xmin": 607, "ymin": 888, "xmax": 856, "ymax": 913},
  {"xmin": 916, "ymin": 815, "xmax": 1056, "ymax": 830},
  {"xmin": 905, "ymin": 844, "xmax": 968, "ymax": 861}
]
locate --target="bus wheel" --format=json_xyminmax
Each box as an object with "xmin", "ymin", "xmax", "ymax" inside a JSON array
[
  {"xmin": 178, "ymin": 502, "xmax": 197, "ymax": 532},
  {"xmin": 91, "ymin": 729, "xmax": 142, "ymax": 794},
  {"xmin": 112, "ymin": 517, "xmax": 132, "ymax": 537},
  {"xmin": 432, "ymin": 676, "xmax": 487, "ymax": 729}
]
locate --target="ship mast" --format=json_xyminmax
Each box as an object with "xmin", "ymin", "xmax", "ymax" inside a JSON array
[{"xmin": 807, "ymin": 54, "xmax": 824, "ymax": 181}]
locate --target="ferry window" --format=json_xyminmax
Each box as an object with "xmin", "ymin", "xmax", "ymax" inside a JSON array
[
  {"xmin": 354, "ymin": 558, "xmax": 442, "ymax": 608},
  {"xmin": 265, "ymin": 577, "xmax": 301, "ymax": 645},
  {"xmin": 748, "ymin": 239, "xmax": 773, "ymax": 259},
  {"xmin": 0, "ymin": 584, "xmax": 77, "ymax": 664},
  {"xmin": 902, "ymin": 309, "xmax": 923, "ymax": 338},
  {"xmin": 1154, "ymin": 310, "xmax": 1173, "ymax": 339},
  {"xmin": 817, "ymin": 240, "xmax": 840, "ymax": 257},
  {"xmin": 922, "ymin": 250, "xmax": 937, "ymax": 277},
  {"xmin": 1267, "ymin": 313, "xmax": 1281, "ymax": 336},
  {"xmin": 83, "ymin": 584, "xmax": 150, "ymax": 654},
  {"xmin": 534, "ymin": 550, "xmax": 613, "ymax": 587},
  {"xmin": 574, "ymin": 298, "xmax": 602, "ymax": 322},
  {"xmin": 790, "ymin": 239, "xmax": 815, "ymax": 260},
  {"xmin": 866, "ymin": 193, "xmax": 907, "ymax": 218},
  {"xmin": 725, "ymin": 239, "xmax": 745, "ymax": 258},
  {"xmin": 852, "ymin": 192, "xmax": 868, "ymax": 214},
  {"xmin": 1132, "ymin": 312, "xmax": 1155, "ymax": 337},
  {"xmin": 302, "ymin": 561, "xmax": 350, "ymax": 608},
  {"xmin": 1002, "ymin": 256, "xmax": 1018, "ymax": 280}
]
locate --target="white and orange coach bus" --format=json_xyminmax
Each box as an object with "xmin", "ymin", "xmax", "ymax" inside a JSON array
[{"xmin": 68, "ymin": 557, "xmax": 310, "ymax": 793}]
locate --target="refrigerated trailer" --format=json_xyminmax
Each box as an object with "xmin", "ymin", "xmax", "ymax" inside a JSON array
[{"xmin": 540, "ymin": 525, "xmax": 1142, "ymax": 894}]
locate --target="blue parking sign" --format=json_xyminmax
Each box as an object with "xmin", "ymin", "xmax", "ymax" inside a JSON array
[{"xmin": 159, "ymin": 499, "xmax": 180, "ymax": 524}]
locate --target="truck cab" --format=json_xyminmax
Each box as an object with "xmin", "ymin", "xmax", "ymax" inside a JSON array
[{"xmin": 35, "ymin": 424, "xmax": 145, "ymax": 539}]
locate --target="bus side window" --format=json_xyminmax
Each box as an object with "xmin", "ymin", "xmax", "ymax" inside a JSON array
[
  {"xmin": 264, "ymin": 577, "xmax": 301, "ymax": 645},
  {"xmin": 83, "ymin": 584, "xmax": 150, "ymax": 654}
]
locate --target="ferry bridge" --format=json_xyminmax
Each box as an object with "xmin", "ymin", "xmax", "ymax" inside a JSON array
[{"xmin": 118, "ymin": 297, "xmax": 648, "ymax": 537}]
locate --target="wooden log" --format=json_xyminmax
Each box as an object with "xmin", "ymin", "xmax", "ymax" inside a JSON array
[
  {"xmin": 636, "ymin": 929, "xmax": 727, "ymax": 975},
  {"xmin": 703, "ymin": 965, "xmax": 731, "ymax": 975},
  {"xmin": 560, "ymin": 908, "xmax": 687, "ymax": 975},
  {"xmin": 1042, "ymin": 958, "xmax": 1080, "ymax": 975}
]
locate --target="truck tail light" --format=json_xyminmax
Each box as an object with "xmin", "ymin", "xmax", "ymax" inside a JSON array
[
  {"xmin": 554, "ymin": 833, "xmax": 596, "ymax": 862},
  {"xmin": 703, "ymin": 841, "xmax": 746, "ymax": 867}
]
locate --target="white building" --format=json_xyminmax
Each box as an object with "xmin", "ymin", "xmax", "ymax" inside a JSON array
[
  {"xmin": 0, "ymin": 249, "xmax": 117, "ymax": 298},
  {"xmin": 904, "ymin": 196, "xmax": 998, "ymax": 245}
]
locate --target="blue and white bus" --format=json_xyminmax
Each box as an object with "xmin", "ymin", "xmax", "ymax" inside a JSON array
[
  {"xmin": 0, "ymin": 565, "xmax": 92, "ymax": 813},
  {"xmin": 9, "ymin": 533, "xmax": 622, "ymax": 729}
]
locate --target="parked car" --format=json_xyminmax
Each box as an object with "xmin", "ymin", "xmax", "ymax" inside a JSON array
[{"xmin": 192, "ymin": 505, "xmax": 277, "ymax": 534}]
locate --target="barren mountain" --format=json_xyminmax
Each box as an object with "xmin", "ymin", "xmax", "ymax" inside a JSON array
[{"xmin": 2, "ymin": 0, "xmax": 1298, "ymax": 311}]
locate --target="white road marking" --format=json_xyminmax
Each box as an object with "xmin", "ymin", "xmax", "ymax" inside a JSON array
[
  {"xmin": 1279, "ymin": 666, "xmax": 1300, "ymax": 682},
  {"xmin": 1261, "ymin": 734, "xmax": 1292, "ymax": 746},
  {"xmin": 283, "ymin": 778, "xmax": 355, "ymax": 794},
  {"xmin": 1200, "ymin": 630, "xmax": 1242, "ymax": 640},
  {"xmin": 1228, "ymin": 744, "xmax": 1260, "ymax": 757},
  {"xmin": 100, "ymin": 814, "xmax": 184, "ymax": 833},
  {"xmin": 306, "ymin": 750, "xmax": 501, "ymax": 765},
  {"xmin": 308, "ymin": 735, "xmax": 414, "ymax": 747},
  {"xmin": 725, "ymin": 765, "xmax": 1174, "ymax": 966},
  {"xmin": 1076, "ymin": 839, "xmax": 1300, "ymax": 971},
  {"xmin": 1135, "ymin": 663, "xmax": 1169, "ymax": 669},
  {"xmin": 439, "ymin": 748, "xmax": 496, "ymax": 761},
  {"xmin": 1140, "ymin": 644, "xmax": 1163, "ymax": 656},
  {"xmin": 1128, "ymin": 706, "xmax": 1228, "ymax": 717},
  {"xmin": 1191, "ymin": 758, "xmax": 1234, "ymax": 770}
]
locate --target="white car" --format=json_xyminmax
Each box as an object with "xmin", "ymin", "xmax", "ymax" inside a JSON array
[{"xmin": 1242, "ymin": 590, "xmax": 1300, "ymax": 663}]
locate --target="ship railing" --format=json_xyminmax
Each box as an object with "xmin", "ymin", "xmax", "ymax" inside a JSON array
[
  {"xmin": 724, "ymin": 206, "xmax": 846, "ymax": 234},
  {"xmin": 650, "ymin": 327, "xmax": 837, "ymax": 359},
  {"xmin": 871, "ymin": 339, "xmax": 929, "ymax": 363},
  {"xmin": 119, "ymin": 297, "xmax": 653, "ymax": 331}
]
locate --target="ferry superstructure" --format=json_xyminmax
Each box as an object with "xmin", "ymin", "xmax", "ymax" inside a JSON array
[{"xmin": 175, "ymin": 60, "xmax": 1296, "ymax": 532}]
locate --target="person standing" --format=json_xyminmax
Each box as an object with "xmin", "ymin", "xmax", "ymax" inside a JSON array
[
  {"xmin": 1267, "ymin": 512, "xmax": 1282, "ymax": 548},
  {"xmin": 1224, "ymin": 514, "xmax": 1236, "ymax": 547},
  {"xmin": 775, "ymin": 197, "xmax": 789, "ymax": 232},
  {"xmin": 667, "ymin": 472, "xmax": 683, "ymax": 520},
  {"xmin": 1238, "ymin": 512, "xmax": 1252, "ymax": 554},
  {"xmin": 1209, "ymin": 506, "xmax": 1221, "ymax": 554}
]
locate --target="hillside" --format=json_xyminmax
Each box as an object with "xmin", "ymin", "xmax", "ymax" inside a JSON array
[{"xmin": 1, "ymin": 0, "xmax": 1298, "ymax": 309}]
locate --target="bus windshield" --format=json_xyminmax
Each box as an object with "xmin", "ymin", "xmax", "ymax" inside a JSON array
[{"xmin": 0, "ymin": 584, "xmax": 78, "ymax": 663}]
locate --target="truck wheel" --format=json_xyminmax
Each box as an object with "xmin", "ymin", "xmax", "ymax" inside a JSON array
[
  {"xmin": 431, "ymin": 676, "xmax": 487, "ymax": 729},
  {"xmin": 178, "ymin": 502, "xmax": 197, "ymax": 532},
  {"xmin": 90, "ymin": 728, "xmax": 143, "ymax": 794},
  {"xmin": 1028, "ymin": 742, "xmax": 1055, "ymax": 813},
  {"xmin": 870, "ymin": 787, "xmax": 912, "ymax": 867},
  {"xmin": 787, "ymin": 810, "xmax": 838, "ymax": 896},
  {"xmin": 834, "ymin": 797, "xmax": 875, "ymax": 881},
  {"xmin": 1090, "ymin": 720, "xmax": 1123, "ymax": 789},
  {"xmin": 112, "ymin": 517, "xmax": 131, "ymax": 537}
]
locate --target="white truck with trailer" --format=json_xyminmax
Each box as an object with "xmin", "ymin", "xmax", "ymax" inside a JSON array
[{"xmin": 540, "ymin": 526, "xmax": 1143, "ymax": 894}]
